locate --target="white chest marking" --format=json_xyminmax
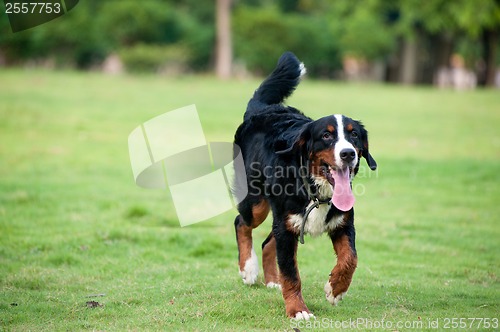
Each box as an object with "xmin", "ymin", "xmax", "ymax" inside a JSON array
[{"xmin": 288, "ymin": 177, "xmax": 344, "ymax": 237}]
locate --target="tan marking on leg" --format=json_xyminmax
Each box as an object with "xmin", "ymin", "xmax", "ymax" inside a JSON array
[
  {"xmin": 328, "ymin": 234, "xmax": 357, "ymax": 297},
  {"xmin": 262, "ymin": 234, "xmax": 279, "ymax": 285},
  {"xmin": 236, "ymin": 200, "xmax": 270, "ymax": 270},
  {"xmin": 251, "ymin": 200, "xmax": 270, "ymax": 228},
  {"xmin": 281, "ymin": 277, "xmax": 309, "ymax": 318},
  {"xmin": 236, "ymin": 222, "xmax": 253, "ymax": 271}
]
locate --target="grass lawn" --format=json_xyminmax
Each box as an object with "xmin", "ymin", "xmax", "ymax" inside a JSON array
[{"xmin": 0, "ymin": 69, "xmax": 499, "ymax": 331}]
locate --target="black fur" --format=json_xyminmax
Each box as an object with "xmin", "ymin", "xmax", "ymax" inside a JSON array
[{"xmin": 233, "ymin": 52, "xmax": 376, "ymax": 317}]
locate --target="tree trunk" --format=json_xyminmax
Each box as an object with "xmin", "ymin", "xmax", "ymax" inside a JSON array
[
  {"xmin": 215, "ymin": 0, "xmax": 232, "ymax": 79},
  {"xmin": 481, "ymin": 29, "xmax": 498, "ymax": 87},
  {"xmin": 399, "ymin": 36, "xmax": 418, "ymax": 84},
  {"xmin": 428, "ymin": 33, "xmax": 454, "ymax": 85},
  {"xmin": 433, "ymin": 33, "xmax": 454, "ymax": 69}
]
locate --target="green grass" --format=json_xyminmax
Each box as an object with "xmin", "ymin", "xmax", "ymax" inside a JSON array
[{"xmin": 0, "ymin": 69, "xmax": 499, "ymax": 331}]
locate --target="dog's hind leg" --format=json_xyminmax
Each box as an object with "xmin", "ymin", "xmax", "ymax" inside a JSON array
[
  {"xmin": 262, "ymin": 231, "xmax": 280, "ymax": 288},
  {"xmin": 235, "ymin": 198, "xmax": 270, "ymax": 285}
]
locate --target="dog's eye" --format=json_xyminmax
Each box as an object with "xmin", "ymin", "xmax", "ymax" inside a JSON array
[
  {"xmin": 351, "ymin": 131, "xmax": 358, "ymax": 139},
  {"xmin": 322, "ymin": 132, "xmax": 333, "ymax": 140}
]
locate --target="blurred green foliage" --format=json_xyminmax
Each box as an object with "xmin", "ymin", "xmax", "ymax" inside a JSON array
[
  {"xmin": 0, "ymin": 0, "xmax": 498, "ymax": 75},
  {"xmin": 0, "ymin": 0, "xmax": 214, "ymax": 71},
  {"xmin": 233, "ymin": 5, "xmax": 341, "ymax": 75},
  {"xmin": 119, "ymin": 43, "xmax": 190, "ymax": 73}
]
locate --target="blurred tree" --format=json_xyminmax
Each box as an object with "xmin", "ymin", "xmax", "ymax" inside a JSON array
[
  {"xmin": 0, "ymin": 16, "xmax": 35, "ymax": 63},
  {"xmin": 0, "ymin": 0, "xmax": 109, "ymax": 68},
  {"xmin": 233, "ymin": 5, "xmax": 295, "ymax": 74},
  {"xmin": 450, "ymin": 0, "xmax": 500, "ymax": 86},
  {"xmin": 215, "ymin": 0, "xmax": 233, "ymax": 79},
  {"xmin": 233, "ymin": 4, "xmax": 340, "ymax": 76},
  {"xmin": 395, "ymin": 0, "xmax": 500, "ymax": 86},
  {"xmin": 98, "ymin": 1, "xmax": 175, "ymax": 47},
  {"xmin": 0, "ymin": 0, "xmax": 497, "ymax": 82},
  {"xmin": 328, "ymin": 0, "xmax": 396, "ymax": 61}
]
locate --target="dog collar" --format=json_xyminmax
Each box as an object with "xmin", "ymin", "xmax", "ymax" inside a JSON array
[{"xmin": 298, "ymin": 156, "xmax": 331, "ymax": 244}]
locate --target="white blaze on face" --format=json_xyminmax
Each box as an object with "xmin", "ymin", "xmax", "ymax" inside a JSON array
[
  {"xmin": 330, "ymin": 114, "xmax": 357, "ymax": 211},
  {"xmin": 333, "ymin": 114, "xmax": 358, "ymax": 169}
]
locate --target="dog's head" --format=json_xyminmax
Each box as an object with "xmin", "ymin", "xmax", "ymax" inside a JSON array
[{"xmin": 276, "ymin": 114, "xmax": 376, "ymax": 211}]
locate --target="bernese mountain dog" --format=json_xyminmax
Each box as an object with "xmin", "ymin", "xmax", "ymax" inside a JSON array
[{"xmin": 233, "ymin": 52, "xmax": 377, "ymax": 319}]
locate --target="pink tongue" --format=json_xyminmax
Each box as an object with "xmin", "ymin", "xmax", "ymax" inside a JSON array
[{"xmin": 330, "ymin": 168, "xmax": 355, "ymax": 211}]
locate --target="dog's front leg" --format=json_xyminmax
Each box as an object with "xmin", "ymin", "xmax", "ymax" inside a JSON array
[
  {"xmin": 274, "ymin": 223, "xmax": 313, "ymax": 320},
  {"xmin": 325, "ymin": 222, "xmax": 358, "ymax": 306}
]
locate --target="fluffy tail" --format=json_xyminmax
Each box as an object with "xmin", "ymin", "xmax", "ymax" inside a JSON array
[{"xmin": 245, "ymin": 52, "xmax": 306, "ymax": 120}]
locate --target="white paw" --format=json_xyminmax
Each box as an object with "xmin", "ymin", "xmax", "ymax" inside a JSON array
[
  {"xmin": 293, "ymin": 311, "xmax": 315, "ymax": 320},
  {"xmin": 324, "ymin": 281, "xmax": 346, "ymax": 306},
  {"xmin": 239, "ymin": 248, "xmax": 258, "ymax": 285},
  {"xmin": 266, "ymin": 282, "xmax": 281, "ymax": 290}
]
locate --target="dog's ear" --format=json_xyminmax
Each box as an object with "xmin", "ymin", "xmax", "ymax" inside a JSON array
[
  {"xmin": 275, "ymin": 123, "xmax": 312, "ymax": 155},
  {"xmin": 360, "ymin": 127, "xmax": 377, "ymax": 170}
]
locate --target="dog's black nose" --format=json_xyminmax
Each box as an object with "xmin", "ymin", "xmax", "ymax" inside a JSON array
[{"xmin": 339, "ymin": 149, "xmax": 356, "ymax": 163}]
